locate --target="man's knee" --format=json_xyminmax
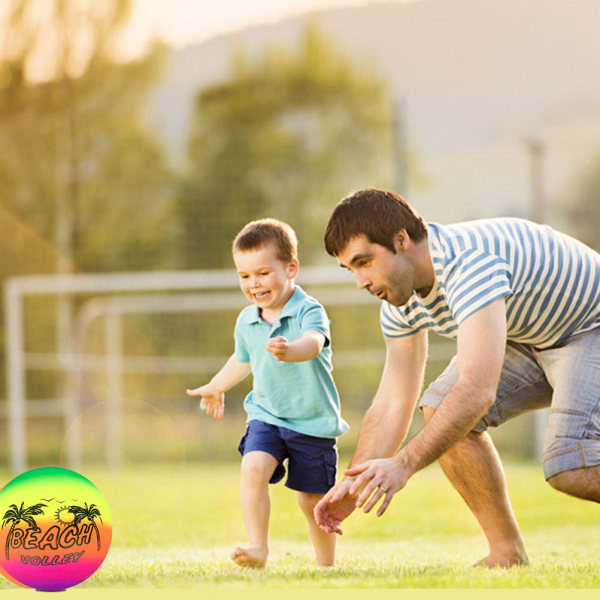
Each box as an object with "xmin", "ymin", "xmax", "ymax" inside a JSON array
[
  {"xmin": 547, "ymin": 472, "xmax": 564, "ymax": 492},
  {"xmin": 421, "ymin": 405, "xmax": 435, "ymax": 423},
  {"xmin": 546, "ymin": 469, "xmax": 580, "ymax": 495},
  {"xmin": 546, "ymin": 466, "xmax": 600, "ymax": 502}
]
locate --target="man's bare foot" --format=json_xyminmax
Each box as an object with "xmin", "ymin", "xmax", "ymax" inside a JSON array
[
  {"xmin": 471, "ymin": 552, "xmax": 530, "ymax": 568},
  {"xmin": 231, "ymin": 545, "xmax": 268, "ymax": 568}
]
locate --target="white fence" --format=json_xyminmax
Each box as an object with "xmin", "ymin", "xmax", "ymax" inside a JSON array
[
  {"xmin": 5, "ymin": 267, "xmax": 396, "ymax": 474},
  {"xmin": 4, "ymin": 267, "xmax": 551, "ymax": 476}
]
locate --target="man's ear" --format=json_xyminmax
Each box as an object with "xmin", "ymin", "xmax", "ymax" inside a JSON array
[{"xmin": 393, "ymin": 229, "xmax": 409, "ymax": 252}]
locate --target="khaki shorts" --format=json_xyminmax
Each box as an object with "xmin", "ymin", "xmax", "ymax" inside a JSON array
[{"xmin": 419, "ymin": 328, "xmax": 600, "ymax": 479}]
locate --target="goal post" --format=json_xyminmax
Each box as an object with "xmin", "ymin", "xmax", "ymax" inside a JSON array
[
  {"xmin": 5, "ymin": 267, "xmax": 544, "ymax": 476},
  {"xmin": 4, "ymin": 267, "xmax": 384, "ymax": 474}
]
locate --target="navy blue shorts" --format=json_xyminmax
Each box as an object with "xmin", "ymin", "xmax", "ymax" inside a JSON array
[{"xmin": 237, "ymin": 420, "xmax": 338, "ymax": 494}]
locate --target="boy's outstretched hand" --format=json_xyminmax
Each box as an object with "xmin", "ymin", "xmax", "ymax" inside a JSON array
[
  {"xmin": 266, "ymin": 336, "xmax": 289, "ymax": 361},
  {"xmin": 186, "ymin": 385, "xmax": 225, "ymax": 419},
  {"xmin": 266, "ymin": 332, "xmax": 324, "ymax": 362}
]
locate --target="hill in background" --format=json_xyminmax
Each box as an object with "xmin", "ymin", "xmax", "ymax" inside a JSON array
[{"xmin": 148, "ymin": 0, "xmax": 600, "ymax": 226}]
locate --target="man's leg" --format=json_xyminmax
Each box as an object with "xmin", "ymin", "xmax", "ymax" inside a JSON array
[
  {"xmin": 535, "ymin": 328, "xmax": 600, "ymax": 503},
  {"xmin": 419, "ymin": 342, "xmax": 553, "ymax": 566},
  {"xmin": 548, "ymin": 466, "xmax": 600, "ymax": 502},
  {"xmin": 423, "ymin": 406, "xmax": 529, "ymax": 567}
]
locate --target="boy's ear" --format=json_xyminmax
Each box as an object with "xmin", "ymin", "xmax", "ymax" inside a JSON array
[{"xmin": 287, "ymin": 258, "xmax": 299, "ymax": 278}]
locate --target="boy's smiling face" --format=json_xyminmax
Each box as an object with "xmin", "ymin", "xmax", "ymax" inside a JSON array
[{"xmin": 233, "ymin": 243, "xmax": 298, "ymax": 316}]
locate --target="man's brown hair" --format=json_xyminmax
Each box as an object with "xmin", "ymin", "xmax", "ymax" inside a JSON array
[
  {"xmin": 324, "ymin": 188, "xmax": 427, "ymax": 256},
  {"xmin": 233, "ymin": 218, "xmax": 298, "ymax": 263}
]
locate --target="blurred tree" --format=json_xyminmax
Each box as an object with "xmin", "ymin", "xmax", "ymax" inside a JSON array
[
  {"xmin": 178, "ymin": 24, "xmax": 398, "ymax": 268},
  {"xmin": 0, "ymin": 0, "xmax": 173, "ymax": 412},
  {"xmin": 0, "ymin": 0, "xmax": 174, "ymax": 274},
  {"xmin": 565, "ymin": 151, "xmax": 600, "ymax": 251}
]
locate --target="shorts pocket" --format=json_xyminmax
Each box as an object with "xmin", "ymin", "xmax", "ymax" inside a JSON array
[
  {"xmin": 323, "ymin": 451, "xmax": 337, "ymax": 488},
  {"xmin": 237, "ymin": 426, "xmax": 250, "ymax": 456}
]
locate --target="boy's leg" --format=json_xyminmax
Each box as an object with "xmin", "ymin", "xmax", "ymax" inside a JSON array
[
  {"xmin": 282, "ymin": 429, "xmax": 338, "ymax": 566},
  {"xmin": 297, "ymin": 492, "xmax": 336, "ymax": 566},
  {"xmin": 232, "ymin": 450, "xmax": 279, "ymax": 568}
]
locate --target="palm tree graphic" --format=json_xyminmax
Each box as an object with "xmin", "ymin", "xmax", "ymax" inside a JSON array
[
  {"xmin": 69, "ymin": 503, "xmax": 103, "ymax": 551},
  {"xmin": 2, "ymin": 502, "xmax": 47, "ymax": 560}
]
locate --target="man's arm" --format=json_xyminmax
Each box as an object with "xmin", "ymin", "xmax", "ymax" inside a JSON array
[
  {"xmin": 348, "ymin": 297, "xmax": 507, "ymax": 515},
  {"xmin": 314, "ymin": 329, "xmax": 427, "ymax": 533},
  {"xmin": 348, "ymin": 329, "xmax": 428, "ymax": 466}
]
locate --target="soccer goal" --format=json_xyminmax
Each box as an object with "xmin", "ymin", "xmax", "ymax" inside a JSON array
[{"xmin": 5, "ymin": 267, "xmax": 410, "ymax": 474}]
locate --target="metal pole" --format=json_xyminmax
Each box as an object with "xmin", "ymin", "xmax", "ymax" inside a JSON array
[
  {"xmin": 526, "ymin": 138, "xmax": 549, "ymax": 459},
  {"xmin": 392, "ymin": 97, "xmax": 408, "ymax": 196},
  {"xmin": 105, "ymin": 311, "xmax": 123, "ymax": 472},
  {"xmin": 527, "ymin": 138, "xmax": 545, "ymax": 223},
  {"xmin": 64, "ymin": 339, "xmax": 82, "ymax": 471},
  {"xmin": 6, "ymin": 282, "xmax": 26, "ymax": 474}
]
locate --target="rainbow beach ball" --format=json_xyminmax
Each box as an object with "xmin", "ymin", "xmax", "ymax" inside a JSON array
[{"xmin": 0, "ymin": 467, "xmax": 112, "ymax": 591}]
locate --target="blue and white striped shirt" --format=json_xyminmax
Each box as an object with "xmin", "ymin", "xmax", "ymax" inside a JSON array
[{"xmin": 380, "ymin": 218, "xmax": 600, "ymax": 348}]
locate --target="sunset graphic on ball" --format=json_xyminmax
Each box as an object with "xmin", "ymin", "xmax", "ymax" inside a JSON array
[{"xmin": 0, "ymin": 467, "xmax": 111, "ymax": 591}]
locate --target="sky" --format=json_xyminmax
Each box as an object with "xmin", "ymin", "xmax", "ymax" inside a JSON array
[
  {"xmin": 0, "ymin": 0, "xmax": 416, "ymax": 76},
  {"xmin": 121, "ymin": 0, "xmax": 409, "ymax": 57}
]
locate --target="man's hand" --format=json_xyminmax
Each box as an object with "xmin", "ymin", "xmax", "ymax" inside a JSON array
[
  {"xmin": 186, "ymin": 384, "xmax": 225, "ymax": 419},
  {"xmin": 345, "ymin": 456, "xmax": 412, "ymax": 517},
  {"xmin": 314, "ymin": 477, "xmax": 358, "ymax": 534},
  {"xmin": 266, "ymin": 336, "xmax": 289, "ymax": 361}
]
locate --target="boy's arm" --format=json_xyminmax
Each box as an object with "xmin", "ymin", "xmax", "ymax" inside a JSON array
[
  {"xmin": 266, "ymin": 330, "xmax": 325, "ymax": 362},
  {"xmin": 186, "ymin": 354, "xmax": 251, "ymax": 419},
  {"xmin": 207, "ymin": 353, "xmax": 252, "ymax": 392}
]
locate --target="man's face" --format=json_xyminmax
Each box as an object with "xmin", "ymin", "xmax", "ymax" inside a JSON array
[{"xmin": 336, "ymin": 234, "xmax": 415, "ymax": 307}]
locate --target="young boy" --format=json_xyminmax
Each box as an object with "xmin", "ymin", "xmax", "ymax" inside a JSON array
[{"xmin": 187, "ymin": 218, "xmax": 348, "ymax": 569}]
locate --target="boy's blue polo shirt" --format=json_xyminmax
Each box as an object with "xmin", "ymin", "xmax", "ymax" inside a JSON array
[{"xmin": 234, "ymin": 285, "xmax": 348, "ymax": 439}]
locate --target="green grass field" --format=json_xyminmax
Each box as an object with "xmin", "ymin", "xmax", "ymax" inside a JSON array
[{"xmin": 1, "ymin": 461, "xmax": 600, "ymax": 589}]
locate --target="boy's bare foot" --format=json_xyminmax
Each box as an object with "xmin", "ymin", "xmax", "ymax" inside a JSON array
[
  {"xmin": 471, "ymin": 552, "xmax": 530, "ymax": 568},
  {"xmin": 231, "ymin": 545, "xmax": 268, "ymax": 568}
]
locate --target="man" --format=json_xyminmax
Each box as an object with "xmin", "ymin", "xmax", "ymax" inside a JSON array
[{"xmin": 314, "ymin": 188, "xmax": 600, "ymax": 567}]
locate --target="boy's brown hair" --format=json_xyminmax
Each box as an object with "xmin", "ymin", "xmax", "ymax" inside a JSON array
[
  {"xmin": 324, "ymin": 188, "xmax": 427, "ymax": 257},
  {"xmin": 233, "ymin": 218, "xmax": 298, "ymax": 263}
]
